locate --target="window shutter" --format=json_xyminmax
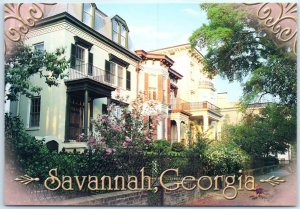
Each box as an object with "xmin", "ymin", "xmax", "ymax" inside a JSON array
[
  {"xmin": 144, "ymin": 73, "xmax": 149, "ymax": 100},
  {"xmin": 167, "ymin": 79, "xmax": 170, "ymax": 104},
  {"xmin": 88, "ymin": 52, "xmax": 93, "ymax": 75},
  {"xmin": 70, "ymin": 44, "xmax": 76, "ymax": 69},
  {"xmin": 105, "ymin": 60, "xmax": 111, "ymax": 83},
  {"xmin": 157, "ymin": 75, "xmax": 163, "ymax": 102},
  {"xmin": 126, "ymin": 70, "xmax": 131, "ymax": 90}
]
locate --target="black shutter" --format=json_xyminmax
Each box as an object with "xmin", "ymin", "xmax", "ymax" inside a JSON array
[
  {"xmin": 88, "ymin": 52, "xmax": 93, "ymax": 76},
  {"xmin": 70, "ymin": 44, "xmax": 76, "ymax": 69},
  {"xmin": 126, "ymin": 70, "xmax": 131, "ymax": 90},
  {"xmin": 105, "ymin": 60, "xmax": 110, "ymax": 82}
]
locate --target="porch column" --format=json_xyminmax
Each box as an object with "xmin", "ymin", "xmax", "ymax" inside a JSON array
[
  {"xmin": 176, "ymin": 120, "xmax": 181, "ymax": 143},
  {"xmin": 203, "ymin": 115, "xmax": 209, "ymax": 133},
  {"xmin": 64, "ymin": 93, "xmax": 70, "ymax": 142},
  {"xmin": 90, "ymin": 98, "xmax": 94, "ymax": 132},
  {"xmin": 84, "ymin": 90, "xmax": 89, "ymax": 136}
]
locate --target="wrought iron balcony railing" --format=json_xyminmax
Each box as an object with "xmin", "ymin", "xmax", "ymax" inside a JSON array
[
  {"xmin": 170, "ymin": 99, "xmax": 221, "ymax": 115},
  {"xmin": 67, "ymin": 63, "xmax": 119, "ymax": 87}
]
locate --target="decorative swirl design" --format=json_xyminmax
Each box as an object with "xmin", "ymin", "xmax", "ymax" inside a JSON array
[
  {"xmin": 4, "ymin": 3, "xmax": 57, "ymax": 55},
  {"xmin": 244, "ymin": 3, "xmax": 297, "ymax": 55}
]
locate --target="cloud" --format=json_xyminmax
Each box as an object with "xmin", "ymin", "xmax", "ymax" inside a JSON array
[{"xmin": 182, "ymin": 8, "xmax": 201, "ymax": 17}]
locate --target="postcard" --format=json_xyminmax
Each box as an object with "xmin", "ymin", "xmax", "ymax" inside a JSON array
[{"xmin": 3, "ymin": 2, "xmax": 297, "ymax": 206}]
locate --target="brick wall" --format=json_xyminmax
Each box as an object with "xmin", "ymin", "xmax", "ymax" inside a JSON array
[{"xmin": 60, "ymin": 182, "xmax": 202, "ymax": 206}]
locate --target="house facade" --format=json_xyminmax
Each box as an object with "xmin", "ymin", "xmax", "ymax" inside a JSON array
[
  {"xmin": 9, "ymin": 3, "xmax": 141, "ymax": 151},
  {"xmin": 150, "ymin": 44, "xmax": 222, "ymax": 144}
]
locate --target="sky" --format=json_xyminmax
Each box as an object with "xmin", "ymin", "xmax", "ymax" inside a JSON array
[{"xmin": 99, "ymin": 3, "xmax": 244, "ymax": 102}]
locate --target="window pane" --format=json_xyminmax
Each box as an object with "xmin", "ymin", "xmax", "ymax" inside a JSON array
[
  {"xmin": 34, "ymin": 43, "xmax": 44, "ymax": 51},
  {"xmin": 83, "ymin": 3, "xmax": 92, "ymax": 13},
  {"xmin": 118, "ymin": 65, "xmax": 123, "ymax": 87},
  {"xmin": 121, "ymin": 25, "xmax": 126, "ymax": 36},
  {"xmin": 112, "ymin": 32, "xmax": 118, "ymax": 42},
  {"xmin": 95, "ymin": 13, "xmax": 104, "ymax": 31},
  {"xmin": 112, "ymin": 20, "xmax": 118, "ymax": 32},
  {"xmin": 83, "ymin": 12, "xmax": 91, "ymax": 25},
  {"xmin": 30, "ymin": 97, "xmax": 41, "ymax": 127},
  {"xmin": 121, "ymin": 36, "xmax": 126, "ymax": 47}
]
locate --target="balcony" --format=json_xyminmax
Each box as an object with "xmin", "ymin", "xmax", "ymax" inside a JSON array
[
  {"xmin": 170, "ymin": 99, "xmax": 221, "ymax": 115},
  {"xmin": 199, "ymin": 80, "xmax": 215, "ymax": 91},
  {"xmin": 67, "ymin": 63, "xmax": 117, "ymax": 88}
]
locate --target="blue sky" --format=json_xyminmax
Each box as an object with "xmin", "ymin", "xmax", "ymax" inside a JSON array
[{"xmin": 99, "ymin": 3, "xmax": 244, "ymax": 101}]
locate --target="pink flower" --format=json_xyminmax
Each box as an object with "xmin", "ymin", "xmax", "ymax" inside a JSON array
[
  {"xmin": 87, "ymin": 136, "xmax": 95, "ymax": 145},
  {"xmin": 125, "ymin": 136, "xmax": 132, "ymax": 143},
  {"xmin": 146, "ymin": 137, "xmax": 151, "ymax": 142},
  {"xmin": 105, "ymin": 148, "xmax": 113, "ymax": 155},
  {"xmin": 122, "ymin": 141, "xmax": 129, "ymax": 148}
]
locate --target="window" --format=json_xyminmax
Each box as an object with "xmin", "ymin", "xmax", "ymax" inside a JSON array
[
  {"xmin": 83, "ymin": 3, "xmax": 93, "ymax": 26},
  {"xmin": 117, "ymin": 65, "xmax": 123, "ymax": 87},
  {"xmin": 95, "ymin": 11, "xmax": 104, "ymax": 32},
  {"xmin": 34, "ymin": 42, "xmax": 44, "ymax": 51},
  {"xmin": 149, "ymin": 74, "xmax": 157, "ymax": 100},
  {"xmin": 112, "ymin": 18, "xmax": 128, "ymax": 48},
  {"xmin": 74, "ymin": 45, "xmax": 85, "ymax": 72},
  {"xmin": 112, "ymin": 20, "xmax": 119, "ymax": 43},
  {"xmin": 105, "ymin": 60, "xmax": 115, "ymax": 84},
  {"xmin": 126, "ymin": 70, "xmax": 131, "ymax": 90},
  {"xmin": 29, "ymin": 96, "xmax": 41, "ymax": 128},
  {"xmin": 120, "ymin": 25, "xmax": 126, "ymax": 47}
]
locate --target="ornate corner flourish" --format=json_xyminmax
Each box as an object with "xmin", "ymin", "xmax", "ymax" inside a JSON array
[
  {"xmin": 4, "ymin": 3, "xmax": 57, "ymax": 55},
  {"xmin": 15, "ymin": 175, "xmax": 40, "ymax": 185},
  {"xmin": 244, "ymin": 3, "xmax": 297, "ymax": 55},
  {"xmin": 260, "ymin": 176, "xmax": 286, "ymax": 187}
]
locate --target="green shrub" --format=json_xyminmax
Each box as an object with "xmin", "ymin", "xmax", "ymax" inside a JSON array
[
  {"xmin": 204, "ymin": 140, "xmax": 250, "ymax": 175},
  {"xmin": 171, "ymin": 142, "xmax": 185, "ymax": 152}
]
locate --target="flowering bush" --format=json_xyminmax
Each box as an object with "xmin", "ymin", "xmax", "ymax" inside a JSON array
[
  {"xmin": 204, "ymin": 140, "xmax": 250, "ymax": 175},
  {"xmin": 88, "ymin": 89, "xmax": 166, "ymax": 155}
]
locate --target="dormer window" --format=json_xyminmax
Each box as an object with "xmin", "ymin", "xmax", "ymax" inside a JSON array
[
  {"xmin": 95, "ymin": 10, "xmax": 105, "ymax": 32},
  {"xmin": 112, "ymin": 20, "xmax": 119, "ymax": 43},
  {"xmin": 83, "ymin": 3, "xmax": 93, "ymax": 26},
  {"xmin": 111, "ymin": 16, "xmax": 129, "ymax": 48}
]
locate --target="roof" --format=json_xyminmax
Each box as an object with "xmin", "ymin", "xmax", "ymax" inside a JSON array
[
  {"xmin": 135, "ymin": 50, "xmax": 174, "ymax": 67},
  {"xmin": 150, "ymin": 43, "xmax": 204, "ymax": 61},
  {"xmin": 35, "ymin": 12, "xmax": 140, "ymax": 62}
]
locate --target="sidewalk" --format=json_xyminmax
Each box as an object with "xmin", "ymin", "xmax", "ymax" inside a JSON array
[{"xmin": 182, "ymin": 169, "xmax": 297, "ymax": 206}]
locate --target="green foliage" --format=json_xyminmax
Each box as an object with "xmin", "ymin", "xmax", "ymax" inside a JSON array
[
  {"xmin": 190, "ymin": 4, "xmax": 296, "ymax": 106},
  {"xmin": 204, "ymin": 140, "xmax": 250, "ymax": 175},
  {"xmin": 171, "ymin": 142, "xmax": 185, "ymax": 152},
  {"xmin": 147, "ymin": 140, "xmax": 171, "ymax": 154},
  {"xmin": 5, "ymin": 44, "xmax": 69, "ymax": 101},
  {"xmin": 224, "ymin": 104, "xmax": 296, "ymax": 158}
]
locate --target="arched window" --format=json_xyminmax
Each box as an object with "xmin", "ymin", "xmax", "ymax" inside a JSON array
[{"xmin": 111, "ymin": 16, "xmax": 128, "ymax": 48}]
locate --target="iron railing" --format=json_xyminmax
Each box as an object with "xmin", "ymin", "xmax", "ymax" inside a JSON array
[
  {"xmin": 170, "ymin": 99, "xmax": 221, "ymax": 114},
  {"xmin": 67, "ymin": 63, "xmax": 117, "ymax": 87}
]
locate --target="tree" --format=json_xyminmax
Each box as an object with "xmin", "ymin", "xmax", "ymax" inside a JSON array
[
  {"xmin": 225, "ymin": 104, "xmax": 296, "ymax": 158},
  {"xmin": 87, "ymin": 89, "xmax": 166, "ymax": 155},
  {"xmin": 189, "ymin": 4, "xmax": 296, "ymax": 107},
  {"xmin": 5, "ymin": 44, "xmax": 69, "ymax": 101}
]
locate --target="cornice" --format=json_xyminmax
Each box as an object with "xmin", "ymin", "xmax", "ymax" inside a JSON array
[{"xmin": 34, "ymin": 12, "xmax": 140, "ymax": 62}]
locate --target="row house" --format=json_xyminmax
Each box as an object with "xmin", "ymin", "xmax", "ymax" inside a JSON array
[
  {"xmin": 151, "ymin": 44, "xmax": 223, "ymax": 144},
  {"xmin": 135, "ymin": 50, "xmax": 183, "ymax": 141},
  {"xmin": 10, "ymin": 3, "xmax": 141, "ymax": 152}
]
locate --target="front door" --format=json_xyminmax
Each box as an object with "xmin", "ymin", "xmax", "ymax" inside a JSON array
[{"xmin": 69, "ymin": 96, "xmax": 84, "ymax": 140}]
